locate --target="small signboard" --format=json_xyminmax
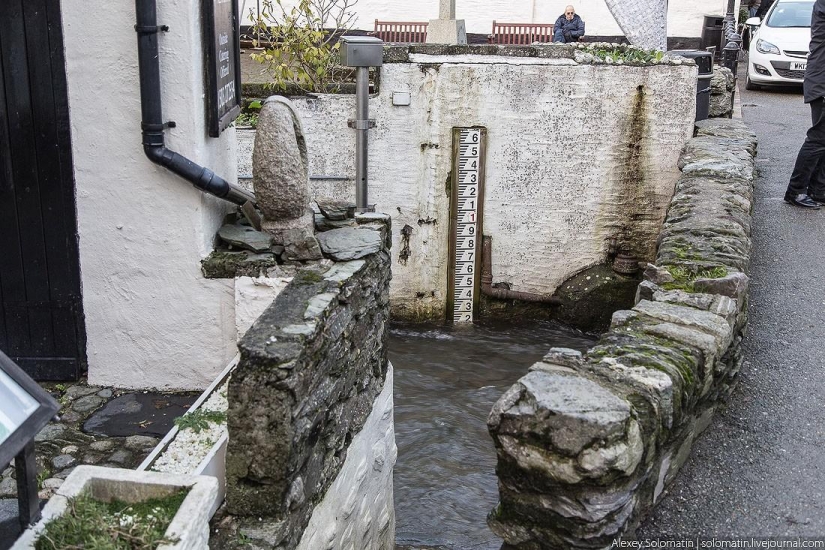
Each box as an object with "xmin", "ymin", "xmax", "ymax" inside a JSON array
[
  {"xmin": 205, "ymin": 0, "xmax": 242, "ymax": 137},
  {"xmin": 0, "ymin": 350, "xmax": 60, "ymax": 528}
]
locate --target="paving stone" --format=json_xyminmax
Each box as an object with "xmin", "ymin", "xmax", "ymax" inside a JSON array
[
  {"xmin": 82, "ymin": 453, "xmax": 104, "ymax": 465},
  {"xmin": 97, "ymin": 389, "xmax": 113, "ymax": 399},
  {"xmin": 0, "ymin": 498, "xmax": 21, "ymax": 546},
  {"xmin": 42, "ymin": 478, "xmax": 63, "ymax": 490},
  {"xmin": 53, "ymin": 467, "xmax": 76, "ymax": 480},
  {"xmin": 108, "ymin": 450, "xmax": 132, "ymax": 464},
  {"xmin": 72, "ymin": 395, "xmax": 104, "ymax": 413},
  {"xmin": 83, "ymin": 393, "xmax": 197, "ymax": 438},
  {"xmin": 59, "ymin": 411, "xmax": 83, "ymax": 424},
  {"xmin": 34, "ymin": 423, "xmax": 65, "ymax": 443},
  {"xmin": 60, "ymin": 445, "xmax": 78, "ymax": 455},
  {"xmin": 0, "ymin": 477, "xmax": 15, "ymax": 498},
  {"xmin": 89, "ymin": 440, "xmax": 115, "ymax": 452},
  {"xmin": 124, "ymin": 435, "xmax": 159, "ymax": 451},
  {"xmin": 51, "ymin": 455, "xmax": 76, "ymax": 470},
  {"xmin": 63, "ymin": 385, "xmax": 100, "ymax": 400}
]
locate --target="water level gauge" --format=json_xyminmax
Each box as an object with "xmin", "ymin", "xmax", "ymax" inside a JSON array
[{"xmin": 448, "ymin": 127, "xmax": 486, "ymax": 323}]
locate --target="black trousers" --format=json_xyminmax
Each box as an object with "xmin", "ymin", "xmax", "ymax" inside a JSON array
[{"xmin": 787, "ymin": 98, "xmax": 825, "ymax": 197}]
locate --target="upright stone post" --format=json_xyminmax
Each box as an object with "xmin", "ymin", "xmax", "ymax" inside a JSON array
[
  {"xmin": 253, "ymin": 96, "xmax": 322, "ymax": 260},
  {"xmin": 604, "ymin": 0, "xmax": 668, "ymax": 51},
  {"xmin": 426, "ymin": 0, "xmax": 467, "ymax": 45}
]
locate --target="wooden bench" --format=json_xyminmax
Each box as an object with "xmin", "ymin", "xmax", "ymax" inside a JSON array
[
  {"xmin": 372, "ymin": 20, "xmax": 428, "ymax": 43},
  {"xmin": 488, "ymin": 21, "xmax": 558, "ymax": 45}
]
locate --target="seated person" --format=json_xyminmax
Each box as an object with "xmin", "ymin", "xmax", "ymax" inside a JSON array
[{"xmin": 553, "ymin": 5, "xmax": 585, "ymax": 43}]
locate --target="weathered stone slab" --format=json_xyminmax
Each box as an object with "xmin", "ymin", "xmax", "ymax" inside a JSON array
[
  {"xmin": 218, "ymin": 224, "xmax": 273, "ymax": 253},
  {"xmin": 317, "ymin": 227, "xmax": 382, "ymax": 261}
]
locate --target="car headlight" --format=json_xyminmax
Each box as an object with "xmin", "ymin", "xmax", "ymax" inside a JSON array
[{"xmin": 756, "ymin": 39, "xmax": 781, "ymax": 55}]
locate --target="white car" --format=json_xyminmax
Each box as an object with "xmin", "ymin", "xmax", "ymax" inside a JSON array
[{"xmin": 746, "ymin": 0, "xmax": 813, "ymax": 89}]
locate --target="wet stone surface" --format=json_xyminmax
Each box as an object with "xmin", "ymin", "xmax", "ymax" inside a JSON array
[{"xmin": 0, "ymin": 380, "xmax": 196, "ymax": 549}]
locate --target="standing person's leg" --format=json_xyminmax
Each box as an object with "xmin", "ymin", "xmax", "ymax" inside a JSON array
[
  {"xmin": 749, "ymin": 6, "xmax": 758, "ymax": 17},
  {"xmin": 805, "ymin": 101, "xmax": 825, "ymax": 200},
  {"xmin": 786, "ymin": 98, "xmax": 825, "ymax": 208}
]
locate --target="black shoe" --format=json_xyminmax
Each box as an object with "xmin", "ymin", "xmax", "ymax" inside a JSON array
[
  {"xmin": 784, "ymin": 192, "xmax": 821, "ymax": 209},
  {"xmin": 810, "ymin": 195, "xmax": 825, "ymax": 205}
]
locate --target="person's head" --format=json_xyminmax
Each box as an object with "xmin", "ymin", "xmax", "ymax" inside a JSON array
[{"xmin": 564, "ymin": 5, "xmax": 575, "ymax": 20}]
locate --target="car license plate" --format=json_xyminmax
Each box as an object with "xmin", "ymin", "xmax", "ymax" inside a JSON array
[{"xmin": 791, "ymin": 62, "xmax": 807, "ymax": 71}]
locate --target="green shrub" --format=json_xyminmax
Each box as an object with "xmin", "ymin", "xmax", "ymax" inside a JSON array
[{"xmin": 250, "ymin": 0, "xmax": 356, "ymax": 93}]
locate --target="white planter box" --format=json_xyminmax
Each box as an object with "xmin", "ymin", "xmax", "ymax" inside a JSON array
[
  {"xmin": 138, "ymin": 355, "xmax": 236, "ymax": 519},
  {"xmin": 12, "ymin": 466, "xmax": 218, "ymax": 550}
]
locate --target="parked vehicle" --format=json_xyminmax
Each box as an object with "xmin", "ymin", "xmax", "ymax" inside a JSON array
[{"xmin": 746, "ymin": 0, "xmax": 814, "ymax": 89}]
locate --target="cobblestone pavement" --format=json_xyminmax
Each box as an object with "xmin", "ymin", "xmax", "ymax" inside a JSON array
[
  {"xmin": 637, "ymin": 74, "xmax": 825, "ymax": 537},
  {"xmin": 0, "ymin": 380, "xmax": 196, "ymax": 549}
]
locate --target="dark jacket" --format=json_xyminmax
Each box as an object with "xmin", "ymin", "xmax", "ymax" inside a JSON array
[
  {"xmin": 554, "ymin": 14, "xmax": 585, "ymax": 41},
  {"xmin": 805, "ymin": 0, "xmax": 825, "ymax": 103}
]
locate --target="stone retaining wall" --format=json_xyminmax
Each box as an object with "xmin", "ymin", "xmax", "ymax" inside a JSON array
[
  {"xmin": 225, "ymin": 214, "xmax": 393, "ymax": 549},
  {"xmin": 487, "ymin": 118, "xmax": 757, "ymax": 549}
]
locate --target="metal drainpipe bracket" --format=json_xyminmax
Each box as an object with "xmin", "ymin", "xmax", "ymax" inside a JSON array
[
  {"xmin": 348, "ymin": 119, "xmax": 376, "ymax": 129},
  {"xmin": 134, "ymin": 24, "xmax": 170, "ymax": 34}
]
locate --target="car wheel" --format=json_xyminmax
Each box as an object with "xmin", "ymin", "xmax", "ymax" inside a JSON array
[{"xmin": 745, "ymin": 74, "xmax": 759, "ymax": 91}]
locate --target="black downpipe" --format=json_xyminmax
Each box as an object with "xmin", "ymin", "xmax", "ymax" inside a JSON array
[{"xmin": 135, "ymin": 0, "xmax": 255, "ymax": 206}]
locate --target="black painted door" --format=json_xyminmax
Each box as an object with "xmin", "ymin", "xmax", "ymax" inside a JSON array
[{"xmin": 0, "ymin": 0, "xmax": 86, "ymax": 380}]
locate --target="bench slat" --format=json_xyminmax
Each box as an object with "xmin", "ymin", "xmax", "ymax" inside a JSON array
[
  {"xmin": 374, "ymin": 20, "xmax": 428, "ymax": 43},
  {"xmin": 490, "ymin": 21, "xmax": 560, "ymax": 45}
]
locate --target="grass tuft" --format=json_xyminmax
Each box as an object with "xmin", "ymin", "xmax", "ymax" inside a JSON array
[{"xmin": 34, "ymin": 490, "xmax": 187, "ymax": 550}]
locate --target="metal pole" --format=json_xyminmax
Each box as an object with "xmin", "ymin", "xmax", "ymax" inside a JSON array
[
  {"xmin": 355, "ymin": 66, "xmax": 370, "ymax": 212},
  {"xmin": 16, "ymin": 442, "xmax": 39, "ymax": 530}
]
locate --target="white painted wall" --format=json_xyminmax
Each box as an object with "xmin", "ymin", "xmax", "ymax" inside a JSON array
[
  {"xmin": 62, "ymin": 0, "xmax": 239, "ymax": 389},
  {"xmin": 240, "ymin": 0, "xmax": 741, "ymax": 39},
  {"xmin": 297, "ymin": 364, "xmax": 396, "ymax": 550},
  {"xmin": 278, "ymin": 55, "xmax": 696, "ymax": 320}
]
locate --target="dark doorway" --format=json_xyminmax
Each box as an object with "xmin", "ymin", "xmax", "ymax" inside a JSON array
[{"xmin": 0, "ymin": 0, "xmax": 86, "ymax": 380}]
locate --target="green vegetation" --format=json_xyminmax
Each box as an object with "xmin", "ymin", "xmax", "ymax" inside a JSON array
[
  {"xmin": 34, "ymin": 490, "xmax": 187, "ymax": 549},
  {"xmin": 235, "ymin": 112, "xmax": 259, "ymax": 128},
  {"xmin": 174, "ymin": 409, "xmax": 227, "ymax": 433},
  {"xmin": 294, "ymin": 270, "xmax": 325, "ymax": 285},
  {"xmin": 250, "ymin": 0, "xmax": 356, "ymax": 93},
  {"xmin": 37, "ymin": 469, "xmax": 51, "ymax": 491},
  {"xmin": 578, "ymin": 44, "xmax": 665, "ymax": 65},
  {"xmin": 662, "ymin": 265, "xmax": 727, "ymax": 292}
]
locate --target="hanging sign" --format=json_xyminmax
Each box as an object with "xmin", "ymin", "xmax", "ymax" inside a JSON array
[{"xmin": 205, "ymin": 0, "xmax": 242, "ymax": 137}]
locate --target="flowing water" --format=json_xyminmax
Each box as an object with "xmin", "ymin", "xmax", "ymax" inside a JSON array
[{"xmin": 389, "ymin": 320, "xmax": 597, "ymax": 550}]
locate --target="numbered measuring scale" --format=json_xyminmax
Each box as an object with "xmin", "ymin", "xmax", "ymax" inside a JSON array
[{"xmin": 449, "ymin": 127, "xmax": 486, "ymax": 323}]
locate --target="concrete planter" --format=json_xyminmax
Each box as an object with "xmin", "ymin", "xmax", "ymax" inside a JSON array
[
  {"xmin": 12, "ymin": 465, "xmax": 218, "ymax": 550},
  {"xmin": 138, "ymin": 355, "xmax": 236, "ymax": 519}
]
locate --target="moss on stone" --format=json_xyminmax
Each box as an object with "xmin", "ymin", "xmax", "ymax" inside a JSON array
[
  {"xmin": 661, "ymin": 265, "xmax": 727, "ymax": 292},
  {"xmin": 293, "ymin": 270, "xmax": 325, "ymax": 285}
]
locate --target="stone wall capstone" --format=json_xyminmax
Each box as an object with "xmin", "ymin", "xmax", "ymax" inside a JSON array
[
  {"xmin": 487, "ymin": 118, "xmax": 757, "ymax": 549},
  {"xmin": 225, "ymin": 213, "xmax": 392, "ymax": 549}
]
